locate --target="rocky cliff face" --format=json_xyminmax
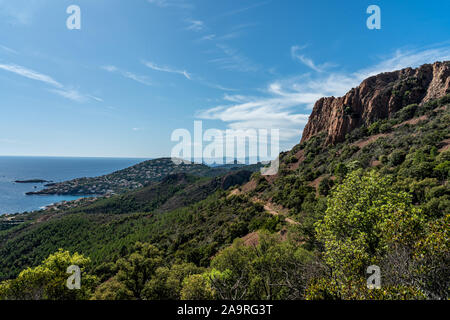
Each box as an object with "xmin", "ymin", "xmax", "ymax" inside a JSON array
[{"xmin": 301, "ymin": 61, "xmax": 450, "ymax": 145}]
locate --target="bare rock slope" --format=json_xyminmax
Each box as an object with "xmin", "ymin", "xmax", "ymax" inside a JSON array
[{"xmin": 301, "ymin": 61, "xmax": 450, "ymax": 145}]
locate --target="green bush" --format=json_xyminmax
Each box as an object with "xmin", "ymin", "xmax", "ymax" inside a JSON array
[
  {"xmin": 318, "ymin": 177, "xmax": 334, "ymax": 196},
  {"xmin": 389, "ymin": 150, "xmax": 407, "ymax": 166}
]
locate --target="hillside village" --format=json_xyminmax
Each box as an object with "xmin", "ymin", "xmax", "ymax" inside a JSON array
[{"xmin": 26, "ymin": 158, "xmax": 242, "ymax": 196}]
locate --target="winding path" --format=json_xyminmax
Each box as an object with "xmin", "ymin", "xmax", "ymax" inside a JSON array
[{"xmin": 252, "ymin": 197, "xmax": 299, "ymax": 225}]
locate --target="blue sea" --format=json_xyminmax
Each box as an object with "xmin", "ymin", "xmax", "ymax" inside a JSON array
[{"xmin": 0, "ymin": 156, "xmax": 148, "ymax": 215}]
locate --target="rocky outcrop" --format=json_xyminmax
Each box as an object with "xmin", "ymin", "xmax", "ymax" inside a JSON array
[{"xmin": 301, "ymin": 61, "xmax": 450, "ymax": 145}]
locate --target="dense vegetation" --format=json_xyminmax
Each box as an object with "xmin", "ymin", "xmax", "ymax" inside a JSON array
[{"xmin": 0, "ymin": 95, "xmax": 448, "ymax": 300}]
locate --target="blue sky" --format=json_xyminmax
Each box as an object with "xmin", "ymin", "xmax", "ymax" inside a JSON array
[{"xmin": 0, "ymin": 0, "xmax": 449, "ymax": 158}]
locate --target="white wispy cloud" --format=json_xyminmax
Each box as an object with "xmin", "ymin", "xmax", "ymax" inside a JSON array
[
  {"xmin": 209, "ymin": 44, "xmax": 259, "ymax": 73},
  {"xmin": 197, "ymin": 86, "xmax": 313, "ymax": 144},
  {"xmin": 0, "ymin": 63, "xmax": 63, "ymax": 87},
  {"xmin": 198, "ymin": 44, "xmax": 450, "ymax": 149},
  {"xmin": 301, "ymin": 45, "xmax": 450, "ymax": 98},
  {"xmin": 217, "ymin": 31, "xmax": 245, "ymax": 41},
  {"xmin": 291, "ymin": 45, "xmax": 335, "ymax": 73},
  {"xmin": 102, "ymin": 65, "xmax": 152, "ymax": 86},
  {"xmin": 355, "ymin": 46, "xmax": 450, "ymax": 80},
  {"xmin": 147, "ymin": 0, "xmax": 192, "ymax": 9},
  {"xmin": 0, "ymin": 62, "xmax": 100, "ymax": 102},
  {"xmin": 143, "ymin": 61, "xmax": 191, "ymax": 80},
  {"xmin": 185, "ymin": 19, "xmax": 204, "ymax": 32},
  {"xmin": 0, "ymin": 44, "xmax": 18, "ymax": 54},
  {"xmin": 50, "ymin": 89, "xmax": 104, "ymax": 103},
  {"xmin": 88, "ymin": 95, "xmax": 104, "ymax": 102},
  {"xmin": 210, "ymin": 24, "xmax": 258, "ymax": 42},
  {"xmin": 49, "ymin": 88, "xmax": 87, "ymax": 103},
  {"xmin": 221, "ymin": 1, "xmax": 271, "ymax": 17},
  {"xmin": 141, "ymin": 55, "xmax": 238, "ymax": 94},
  {"xmin": 55, "ymin": 89, "xmax": 97, "ymax": 102},
  {"xmin": 197, "ymin": 24, "xmax": 259, "ymax": 73},
  {"xmin": 102, "ymin": 65, "xmax": 118, "ymax": 72},
  {"xmin": 199, "ymin": 34, "xmax": 216, "ymax": 41},
  {"xmin": 204, "ymin": 83, "xmax": 238, "ymax": 92}
]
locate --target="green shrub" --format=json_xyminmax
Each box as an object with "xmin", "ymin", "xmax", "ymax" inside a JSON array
[
  {"xmin": 379, "ymin": 122, "xmax": 392, "ymax": 133},
  {"xmin": 389, "ymin": 150, "xmax": 407, "ymax": 166},
  {"xmin": 318, "ymin": 177, "xmax": 334, "ymax": 196}
]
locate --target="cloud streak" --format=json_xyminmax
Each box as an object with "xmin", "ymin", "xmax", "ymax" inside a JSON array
[
  {"xmin": 49, "ymin": 89, "xmax": 87, "ymax": 103},
  {"xmin": 185, "ymin": 19, "xmax": 204, "ymax": 32},
  {"xmin": 198, "ymin": 44, "xmax": 450, "ymax": 149},
  {"xmin": 209, "ymin": 44, "xmax": 259, "ymax": 73},
  {"xmin": 147, "ymin": 0, "xmax": 192, "ymax": 9},
  {"xmin": 291, "ymin": 45, "xmax": 335, "ymax": 73},
  {"xmin": 221, "ymin": 1, "xmax": 271, "ymax": 17},
  {"xmin": 0, "ymin": 62, "xmax": 100, "ymax": 102},
  {"xmin": 102, "ymin": 65, "xmax": 153, "ymax": 86},
  {"xmin": 0, "ymin": 44, "xmax": 18, "ymax": 54},
  {"xmin": 0, "ymin": 63, "xmax": 62, "ymax": 87},
  {"xmin": 143, "ymin": 61, "xmax": 191, "ymax": 80}
]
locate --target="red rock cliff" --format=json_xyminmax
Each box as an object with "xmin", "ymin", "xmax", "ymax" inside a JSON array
[{"xmin": 300, "ymin": 61, "xmax": 450, "ymax": 145}]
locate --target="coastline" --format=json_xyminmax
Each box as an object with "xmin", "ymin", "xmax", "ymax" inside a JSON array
[{"xmin": 0, "ymin": 156, "xmax": 146, "ymax": 215}]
